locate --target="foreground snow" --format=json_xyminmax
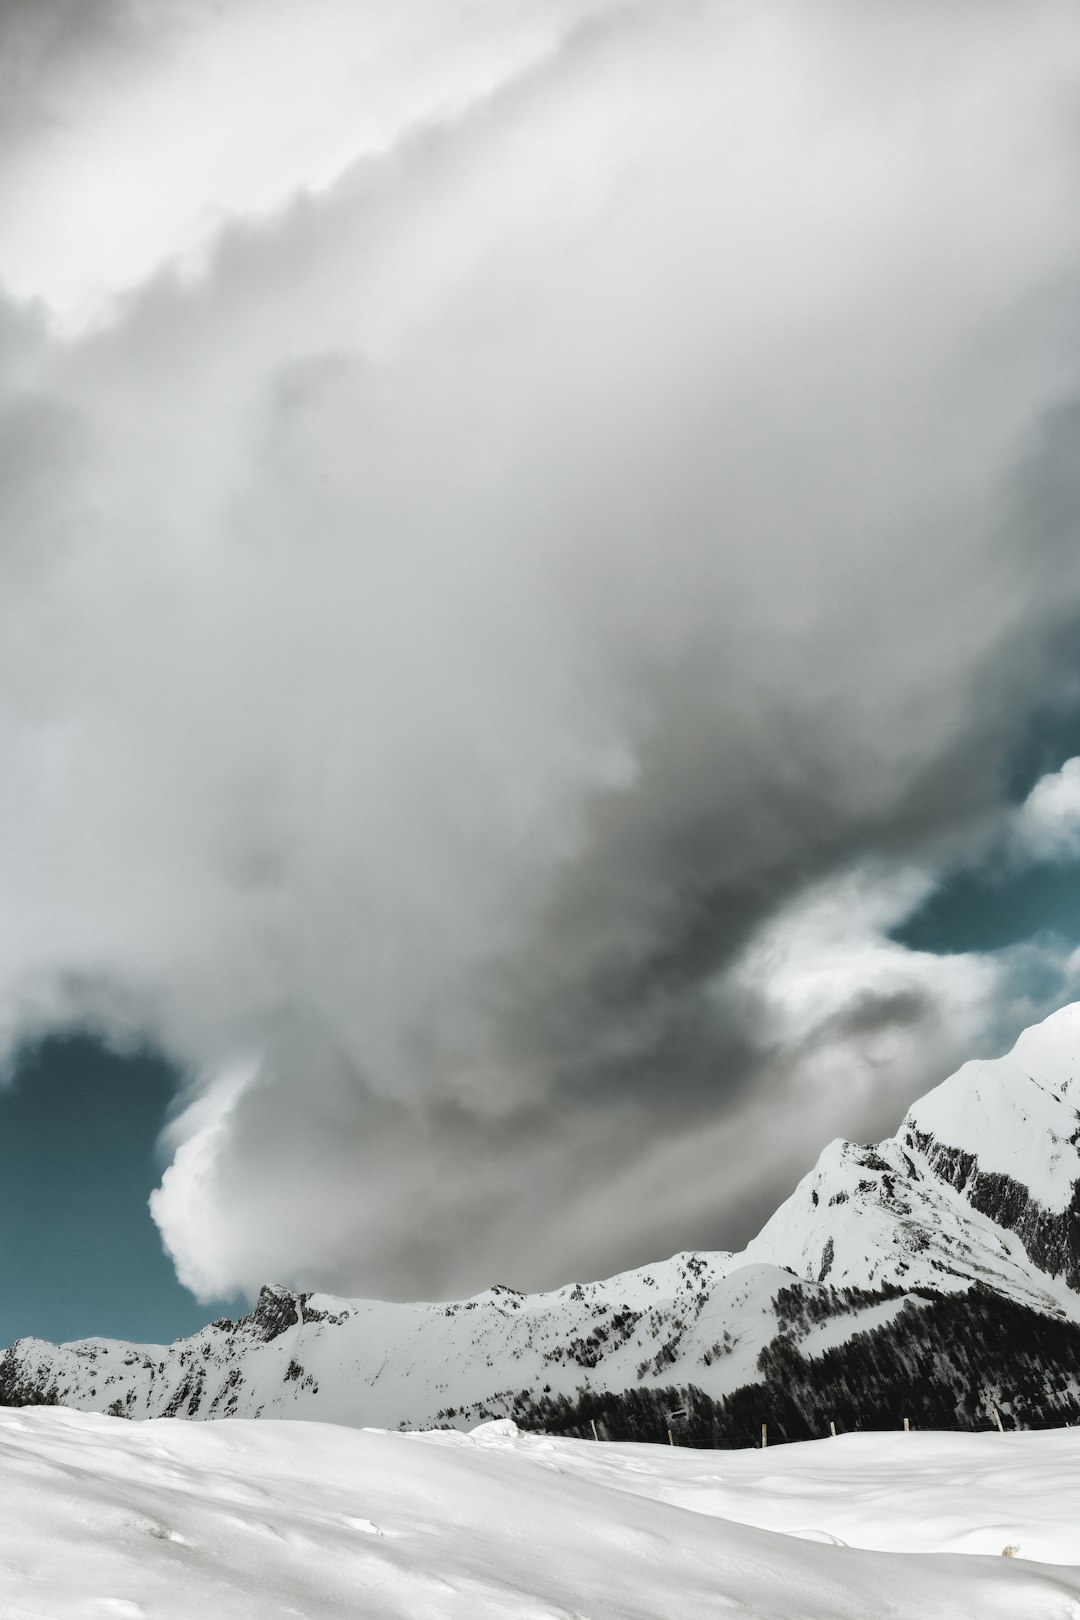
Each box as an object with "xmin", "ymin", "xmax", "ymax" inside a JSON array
[{"xmin": 2, "ymin": 1410, "xmax": 1080, "ymax": 1618}]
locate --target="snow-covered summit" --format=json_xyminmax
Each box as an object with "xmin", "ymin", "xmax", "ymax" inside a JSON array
[
  {"xmin": 747, "ymin": 1001, "xmax": 1080, "ymax": 1314},
  {"xmin": 904, "ymin": 1001, "xmax": 1080, "ymax": 1212}
]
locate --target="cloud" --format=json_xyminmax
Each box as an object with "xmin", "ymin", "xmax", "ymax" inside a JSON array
[
  {"xmin": 2, "ymin": 0, "xmax": 1080, "ymax": 1298},
  {"xmin": 1012, "ymin": 756, "xmax": 1080, "ymax": 863},
  {"xmin": 151, "ymin": 858, "xmax": 1080, "ymax": 1299},
  {"xmin": 0, "ymin": 0, "xmax": 638, "ymax": 329}
]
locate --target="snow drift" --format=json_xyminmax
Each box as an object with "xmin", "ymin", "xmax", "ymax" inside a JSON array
[{"xmin": 3, "ymin": 1407, "xmax": 1080, "ymax": 1618}]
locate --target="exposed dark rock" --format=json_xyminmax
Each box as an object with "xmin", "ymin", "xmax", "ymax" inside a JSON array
[
  {"xmin": 910, "ymin": 1129, "xmax": 1080, "ymax": 1290},
  {"xmin": 240, "ymin": 1285, "xmax": 301, "ymax": 1344}
]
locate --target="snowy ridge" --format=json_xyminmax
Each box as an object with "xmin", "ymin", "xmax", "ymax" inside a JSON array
[
  {"xmin": 0, "ymin": 1257, "xmax": 831, "ymax": 1428},
  {"xmin": 8, "ymin": 1003, "xmax": 1080, "ymax": 1435},
  {"xmin": 748, "ymin": 1001, "xmax": 1080, "ymax": 1313}
]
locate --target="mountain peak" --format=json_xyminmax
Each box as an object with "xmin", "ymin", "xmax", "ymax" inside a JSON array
[
  {"xmin": 748, "ymin": 1001, "xmax": 1080, "ymax": 1313},
  {"xmin": 903, "ymin": 1005, "xmax": 1080, "ymax": 1216}
]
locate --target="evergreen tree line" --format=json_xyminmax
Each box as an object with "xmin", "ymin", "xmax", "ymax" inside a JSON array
[{"xmin": 509, "ymin": 1287, "xmax": 1080, "ymax": 1448}]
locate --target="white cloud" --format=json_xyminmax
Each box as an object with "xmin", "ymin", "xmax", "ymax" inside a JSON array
[
  {"xmin": 0, "ymin": 0, "xmax": 637, "ymax": 331},
  {"xmin": 1012, "ymin": 756, "xmax": 1080, "ymax": 863}
]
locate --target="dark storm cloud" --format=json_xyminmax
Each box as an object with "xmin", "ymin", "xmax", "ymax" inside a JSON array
[
  {"xmin": 0, "ymin": 0, "xmax": 128, "ymax": 76},
  {"xmin": 0, "ymin": 0, "xmax": 173, "ymax": 131},
  {"xmin": 478, "ymin": 380, "xmax": 1080, "ymax": 1110},
  {"xmin": 3, "ymin": 0, "xmax": 1080, "ymax": 1298}
]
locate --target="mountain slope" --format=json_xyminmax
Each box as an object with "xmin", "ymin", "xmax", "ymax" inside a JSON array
[
  {"xmin": 748, "ymin": 1004, "xmax": 1080, "ymax": 1313},
  {"xmin": 7, "ymin": 1003, "xmax": 1080, "ymax": 1441}
]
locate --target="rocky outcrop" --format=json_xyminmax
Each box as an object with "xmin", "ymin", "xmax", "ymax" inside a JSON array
[{"xmin": 908, "ymin": 1128, "xmax": 1080, "ymax": 1292}]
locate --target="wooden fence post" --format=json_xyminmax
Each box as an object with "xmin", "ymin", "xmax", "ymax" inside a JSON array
[
  {"xmin": 903, "ymin": 1418, "xmax": 910, "ymax": 1433},
  {"xmin": 667, "ymin": 1428, "xmax": 675, "ymax": 1447},
  {"xmin": 591, "ymin": 1419, "xmax": 599, "ymax": 1442},
  {"xmin": 761, "ymin": 1423, "xmax": 767, "ymax": 1449},
  {"xmin": 829, "ymin": 1420, "xmax": 837, "ymax": 1438},
  {"xmin": 992, "ymin": 1407, "xmax": 1004, "ymax": 1434}
]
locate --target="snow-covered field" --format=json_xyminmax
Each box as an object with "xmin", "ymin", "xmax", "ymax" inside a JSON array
[{"xmin": 2, "ymin": 1409, "xmax": 1080, "ymax": 1619}]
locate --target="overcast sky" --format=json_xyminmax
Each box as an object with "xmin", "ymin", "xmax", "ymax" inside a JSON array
[{"xmin": 4, "ymin": 0, "xmax": 1080, "ymax": 1320}]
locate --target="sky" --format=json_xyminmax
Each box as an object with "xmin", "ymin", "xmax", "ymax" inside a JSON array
[
  {"xmin": 0, "ymin": 1035, "xmax": 226, "ymax": 1343},
  {"xmin": 4, "ymin": 0, "xmax": 1080, "ymax": 1342}
]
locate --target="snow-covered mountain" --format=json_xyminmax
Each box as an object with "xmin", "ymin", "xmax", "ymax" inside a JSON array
[
  {"xmin": 749, "ymin": 1003, "xmax": 1080, "ymax": 1317},
  {"xmin": 8, "ymin": 1004, "xmax": 1080, "ymax": 1442}
]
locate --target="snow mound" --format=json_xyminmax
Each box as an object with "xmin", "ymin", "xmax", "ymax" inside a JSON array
[
  {"xmin": 468, "ymin": 1417, "xmax": 520, "ymax": 1437},
  {"xmin": 3, "ymin": 1408, "xmax": 1080, "ymax": 1618}
]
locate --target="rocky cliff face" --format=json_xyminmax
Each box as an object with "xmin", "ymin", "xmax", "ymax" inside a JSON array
[
  {"xmin": 907, "ymin": 1129, "xmax": 1080, "ymax": 1292},
  {"xmin": 7, "ymin": 1004, "xmax": 1080, "ymax": 1440}
]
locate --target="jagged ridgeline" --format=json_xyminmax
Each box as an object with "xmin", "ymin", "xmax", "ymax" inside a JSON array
[{"xmin": 7, "ymin": 1003, "xmax": 1080, "ymax": 1442}]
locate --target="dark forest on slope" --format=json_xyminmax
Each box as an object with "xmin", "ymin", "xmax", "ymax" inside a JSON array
[{"xmin": 497, "ymin": 1287, "xmax": 1080, "ymax": 1448}]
